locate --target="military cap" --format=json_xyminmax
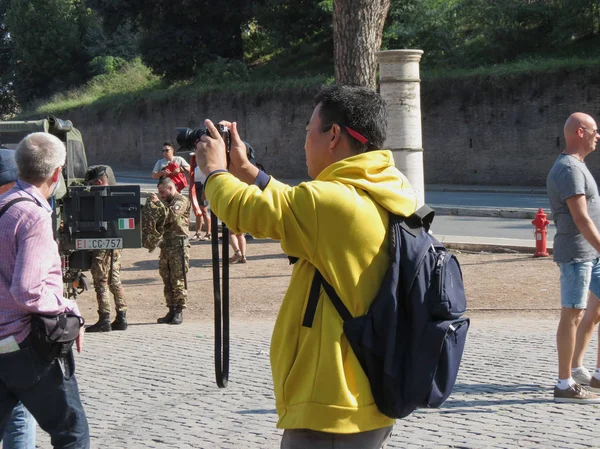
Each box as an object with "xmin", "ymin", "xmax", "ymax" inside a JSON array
[{"xmin": 85, "ymin": 165, "xmax": 109, "ymax": 185}]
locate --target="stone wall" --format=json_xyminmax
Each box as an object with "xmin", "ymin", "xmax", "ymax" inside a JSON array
[
  {"xmin": 68, "ymin": 69, "xmax": 600, "ymax": 186},
  {"xmin": 421, "ymin": 69, "xmax": 600, "ymax": 185},
  {"xmin": 72, "ymin": 89, "xmax": 317, "ymax": 179}
]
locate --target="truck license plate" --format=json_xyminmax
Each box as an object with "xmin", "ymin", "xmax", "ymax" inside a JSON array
[{"xmin": 75, "ymin": 238, "xmax": 123, "ymax": 250}]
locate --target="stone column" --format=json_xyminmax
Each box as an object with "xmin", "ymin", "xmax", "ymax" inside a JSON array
[{"xmin": 376, "ymin": 49, "xmax": 424, "ymax": 207}]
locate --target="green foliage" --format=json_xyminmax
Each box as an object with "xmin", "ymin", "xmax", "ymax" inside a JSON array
[
  {"xmin": 250, "ymin": 0, "xmax": 332, "ymax": 52},
  {"xmin": 83, "ymin": 14, "xmax": 140, "ymax": 62},
  {"xmin": 250, "ymin": 38, "xmax": 333, "ymax": 79},
  {"xmin": 31, "ymin": 68, "xmax": 330, "ymax": 115},
  {"xmin": 5, "ymin": 0, "xmax": 97, "ymax": 102},
  {"xmin": 383, "ymin": 0, "xmax": 600, "ymax": 70},
  {"xmin": 0, "ymin": 0, "xmax": 11, "ymax": 69},
  {"xmin": 192, "ymin": 59, "xmax": 250, "ymax": 84},
  {"xmin": 89, "ymin": 56, "xmax": 128, "ymax": 76},
  {"xmin": 91, "ymin": 0, "xmax": 249, "ymax": 81},
  {"xmin": 422, "ymin": 56, "xmax": 600, "ymax": 80},
  {"xmin": 0, "ymin": 0, "xmax": 17, "ymax": 117},
  {"xmin": 33, "ymin": 58, "xmax": 160, "ymax": 114},
  {"xmin": 9, "ymin": 0, "xmax": 600, "ymax": 119}
]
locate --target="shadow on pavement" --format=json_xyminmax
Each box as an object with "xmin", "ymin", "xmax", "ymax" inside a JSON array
[
  {"xmin": 127, "ymin": 322, "xmax": 165, "ymax": 327},
  {"xmin": 459, "ymin": 256, "xmax": 539, "ymax": 266},
  {"xmin": 122, "ymin": 260, "xmax": 159, "ymax": 271},
  {"xmin": 441, "ymin": 398, "xmax": 551, "ymax": 409},
  {"xmin": 237, "ymin": 409, "xmax": 277, "ymax": 415},
  {"xmin": 452, "ymin": 383, "xmax": 544, "ymax": 393},
  {"xmin": 121, "ymin": 277, "xmax": 160, "ymax": 285}
]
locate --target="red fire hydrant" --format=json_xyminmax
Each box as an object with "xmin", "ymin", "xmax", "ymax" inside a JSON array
[{"xmin": 532, "ymin": 208, "xmax": 550, "ymax": 257}]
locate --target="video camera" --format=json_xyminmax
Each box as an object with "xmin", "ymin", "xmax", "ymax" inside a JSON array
[{"xmin": 0, "ymin": 116, "xmax": 142, "ymax": 298}]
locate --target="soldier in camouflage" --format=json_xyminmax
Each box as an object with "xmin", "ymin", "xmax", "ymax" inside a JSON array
[
  {"xmin": 151, "ymin": 177, "xmax": 191, "ymax": 325},
  {"xmin": 84, "ymin": 166, "xmax": 128, "ymax": 332},
  {"xmin": 142, "ymin": 198, "xmax": 167, "ymax": 253}
]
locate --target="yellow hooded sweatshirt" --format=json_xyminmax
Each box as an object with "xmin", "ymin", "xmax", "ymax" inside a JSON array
[{"xmin": 206, "ymin": 150, "xmax": 417, "ymax": 433}]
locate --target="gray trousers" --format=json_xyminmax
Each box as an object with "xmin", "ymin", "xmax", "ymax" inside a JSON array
[{"xmin": 281, "ymin": 425, "xmax": 393, "ymax": 449}]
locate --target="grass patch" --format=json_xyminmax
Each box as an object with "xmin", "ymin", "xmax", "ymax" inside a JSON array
[
  {"xmin": 25, "ymin": 52, "xmax": 600, "ymax": 117},
  {"xmin": 422, "ymin": 56, "xmax": 600, "ymax": 79},
  {"xmin": 32, "ymin": 58, "xmax": 161, "ymax": 115},
  {"xmin": 29, "ymin": 63, "xmax": 332, "ymax": 116}
]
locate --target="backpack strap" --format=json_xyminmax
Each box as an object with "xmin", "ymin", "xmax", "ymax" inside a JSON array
[
  {"xmin": 0, "ymin": 197, "xmax": 38, "ymax": 220},
  {"xmin": 399, "ymin": 205, "xmax": 435, "ymax": 235},
  {"xmin": 302, "ymin": 268, "xmax": 353, "ymax": 328},
  {"xmin": 301, "ymin": 206, "xmax": 436, "ymax": 328}
]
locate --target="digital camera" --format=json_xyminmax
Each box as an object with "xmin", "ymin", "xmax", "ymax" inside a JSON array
[{"xmin": 175, "ymin": 124, "xmax": 231, "ymax": 152}]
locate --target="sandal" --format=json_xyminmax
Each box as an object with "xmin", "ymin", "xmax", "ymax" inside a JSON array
[
  {"xmin": 229, "ymin": 251, "xmax": 243, "ymax": 264},
  {"xmin": 200, "ymin": 233, "xmax": 212, "ymax": 241}
]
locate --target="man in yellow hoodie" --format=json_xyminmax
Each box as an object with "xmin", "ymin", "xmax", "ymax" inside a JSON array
[{"xmin": 195, "ymin": 85, "xmax": 417, "ymax": 448}]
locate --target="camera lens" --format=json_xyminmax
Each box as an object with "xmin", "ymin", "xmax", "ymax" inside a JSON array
[{"xmin": 175, "ymin": 127, "xmax": 207, "ymax": 151}]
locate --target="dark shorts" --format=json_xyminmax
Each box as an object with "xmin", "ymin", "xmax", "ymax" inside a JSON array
[{"xmin": 195, "ymin": 182, "xmax": 208, "ymax": 207}]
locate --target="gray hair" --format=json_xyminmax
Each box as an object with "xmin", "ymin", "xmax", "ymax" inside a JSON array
[{"xmin": 15, "ymin": 132, "xmax": 66, "ymax": 183}]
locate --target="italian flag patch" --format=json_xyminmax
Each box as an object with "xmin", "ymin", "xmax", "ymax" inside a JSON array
[{"xmin": 118, "ymin": 218, "xmax": 135, "ymax": 230}]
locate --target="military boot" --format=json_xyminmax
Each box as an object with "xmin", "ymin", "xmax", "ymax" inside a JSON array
[
  {"xmin": 170, "ymin": 306, "xmax": 183, "ymax": 325},
  {"xmin": 111, "ymin": 311, "xmax": 128, "ymax": 331},
  {"xmin": 157, "ymin": 306, "xmax": 175, "ymax": 324},
  {"xmin": 86, "ymin": 312, "xmax": 111, "ymax": 333}
]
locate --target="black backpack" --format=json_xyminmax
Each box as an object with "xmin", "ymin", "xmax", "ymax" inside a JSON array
[{"xmin": 302, "ymin": 205, "xmax": 470, "ymax": 419}]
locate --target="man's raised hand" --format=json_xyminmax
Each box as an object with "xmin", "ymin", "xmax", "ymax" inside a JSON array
[
  {"xmin": 218, "ymin": 120, "xmax": 259, "ymax": 184},
  {"xmin": 195, "ymin": 119, "xmax": 228, "ymax": 176}
]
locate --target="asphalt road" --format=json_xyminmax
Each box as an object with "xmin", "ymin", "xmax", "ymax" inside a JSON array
[
  {"xmin": 115, "ymin": 171, "xmax": 554, "ymax": 243},
  {"xmin": 425, "ymin": 191, "xmax": 550, "ymax": 210},
  {"xmin": 431, "ymin": 215, "xmax": 556, "ymax": 242}
]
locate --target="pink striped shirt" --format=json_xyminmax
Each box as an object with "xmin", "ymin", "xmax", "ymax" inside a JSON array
[{"xmin": 0, "ymin": 181, "xmax": 81, "ymax": 344}]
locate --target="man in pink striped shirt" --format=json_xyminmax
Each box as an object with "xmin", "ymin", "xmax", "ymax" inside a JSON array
[{"xmin": 0, "ymin": 132, "xmax": 89, "ymax": 448}]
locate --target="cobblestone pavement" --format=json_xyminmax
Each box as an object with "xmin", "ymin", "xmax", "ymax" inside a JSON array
[{"xmin": 36, "ymin": 316, "xmax": 599, "ymax": 449}]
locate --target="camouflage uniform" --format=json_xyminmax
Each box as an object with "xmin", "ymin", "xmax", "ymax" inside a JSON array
[
  {"xmin": 153, "ymin": 194, "xmax": 191, "ymax": 308},
  {"xmin": 142, "ymin": 199, "xmax": 167, "ymax": 252},
  {"xmin": 90, "ymin": 249, "xmax": 127, "ymax": 314}
]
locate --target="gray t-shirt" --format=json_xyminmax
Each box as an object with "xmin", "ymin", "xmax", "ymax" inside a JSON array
[
  {"xmin": 547, "ymin": 153, "xmax": 600, "ymax": 263},
  {"xmin": 152, "ymin": 156, "xmax": 190, "ymax": 174}
]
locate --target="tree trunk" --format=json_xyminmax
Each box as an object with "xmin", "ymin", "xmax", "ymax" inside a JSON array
[{"xmin": 333, "ymin": 0, "xmax": 391, "ymax": 89}]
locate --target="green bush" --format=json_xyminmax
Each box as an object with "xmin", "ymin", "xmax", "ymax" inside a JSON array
[
  {"xmin": 89, "ymin": 56, "xmax": 128, "ymax": 76},
  {"xmin": 34, "ymin": 58, "xmax": 160, "ymax": 114}
]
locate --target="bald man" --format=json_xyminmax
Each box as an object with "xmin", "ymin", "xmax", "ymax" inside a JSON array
[{"xmin": 547, "ymin": 112, "xmax": 600, "ymax": 403}]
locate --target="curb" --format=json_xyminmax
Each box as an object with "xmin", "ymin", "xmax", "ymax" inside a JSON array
[
  {"xmin": 433, "ymin": 206, "xmax": 551, "ymax": 220},
  {"xmin": 426, "ymin": 185, "xmax": 547, "ymax": 195},
  {"xmin": 444, "ymin": 241, "xmax": 552, "ymax": 255}
]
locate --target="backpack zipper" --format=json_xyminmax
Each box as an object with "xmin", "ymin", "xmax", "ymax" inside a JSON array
[{"xmin": 436, "ymin": 250, "xmax": 446, "ymax": 306}]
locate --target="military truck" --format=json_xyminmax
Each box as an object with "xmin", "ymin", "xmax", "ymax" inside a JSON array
[{"xmin": 0, "ymin": 116, "xmax": 142, "ymax": 298}]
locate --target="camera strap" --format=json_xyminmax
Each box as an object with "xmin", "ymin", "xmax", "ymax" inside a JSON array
[
  {"xmin": 211, "ymin": 212, "xmax": 229, "ymax": 388},
  {"xmin": 0, "ymin": 197, "xmax": 38, "ymax": 220}
]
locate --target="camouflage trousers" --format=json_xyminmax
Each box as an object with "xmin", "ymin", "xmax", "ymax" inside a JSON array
[
  {"xmin": 159, "ymin": 245, "xmax": 189, "ymax": 308},
  {"xmin": 91, "ymin": 249, "xmax": 127, "ymax": 314}
]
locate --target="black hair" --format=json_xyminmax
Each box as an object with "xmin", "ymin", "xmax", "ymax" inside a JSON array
[
  {"xmin": 314, "ymin": 84, "xmax": 387, "ymax": 153},
  {"xmin": 163, "ymin": 141, "xmax": 174, "ymax": 149}
]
